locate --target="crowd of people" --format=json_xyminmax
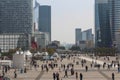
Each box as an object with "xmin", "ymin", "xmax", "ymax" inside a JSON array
[{"xmin": 0, "ymin": 53, "xmax": 119, "ymax": 80}]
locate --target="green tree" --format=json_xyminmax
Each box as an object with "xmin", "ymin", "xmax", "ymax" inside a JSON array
[
  {"xmin": 47, "ymin": 48, "xmax": 55, "ymax": 56},
  {"xmin": 70, "ymin": 45, "xmax": 81, "ymax": 51}
]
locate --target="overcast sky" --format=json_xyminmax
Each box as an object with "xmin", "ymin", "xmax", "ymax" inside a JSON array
[{"xmin": 37, "ymin": 0, "xmax": 94, "ymax": 44}]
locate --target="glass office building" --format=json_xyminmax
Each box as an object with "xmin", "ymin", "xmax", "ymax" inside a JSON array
[
  {"xmin": 83, "ymin": 29, "xmax": 93, "ymax": 41},
  {"xmin": 109, "ymin": 0, "xmax": 120, "ymax": 45},
  {"xmin": 39, "ymin": 6, "xmax": 51, "ymax": 41},
  {"xmin": 0, "ymin": 0, "xmax": 33, "ymax": 34},
  {"xmin": 0, "ymin": 0, "xmax": 33, "ymax": 52},
  {"xmin": 95, "ymin": 0, "xmax": 112, "ymax": 47},
  {"xmin": 34, "ymin": 1, "xmax": 51, "ymax": 41},
  {"xmin": 0, "ymin": 33, "xmax": 31, "ymax": 52},
  {"xmin": 75, "ymin": 28, "xmax": 82, "ymax": 45}
]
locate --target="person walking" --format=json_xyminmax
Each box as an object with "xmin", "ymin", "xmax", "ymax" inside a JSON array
[
  {"xmin": 64, "ymin": 69, "xmax": 68, "ymax": 78},
  {"xmin": 56, "ymin": 72, "xmax": 60, "ymax": 80},
  {"xmin": 14, "ymin": 69, "xmax": 17, "ymax": 78},
  {"xmin": 0, "ymin": 74, "xmax": 3, "ymax": 80},
  {"xmin": 118, "ymin": 67, "xmax": 119, "ymax": 73},
  {"xmin": 75, "ymin": 72, "xmax": 78, "ymax": 80},
  {"xmin": 80, "ymin": 73, "xmax": 83, "ymax": 80},
  {"xmin": 53, "ymin": 72, "xmax": 56, "ymax": 80},
  {"xmin": 112, "ymin": 73, "xmax": 115, "ymax": 80},
  {"xmin": 85, "ymin": 66, "xmax": 88, "ymax": 72}
]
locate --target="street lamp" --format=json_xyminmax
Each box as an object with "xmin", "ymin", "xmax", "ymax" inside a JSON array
[{"xmin": 0, "ymin": 53, "xmax": 1, "ymax": 57}]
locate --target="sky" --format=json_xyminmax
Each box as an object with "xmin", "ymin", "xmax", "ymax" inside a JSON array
[{"xmin": 37, "ymin": 0, "xmax": 95, "ymax": 44}]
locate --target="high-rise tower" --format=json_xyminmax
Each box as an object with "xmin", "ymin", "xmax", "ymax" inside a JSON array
[
  {"xmin": 95, "ymin": 0, "xmax": 112, "ymax": 47},
  {"xmin": 0, "ymin": 0, "xmax": 33, "ymax": 52},
  {"xmin": 39, "ymin": 5, "xmax": 51, "ymax": 41},
  {"xmin": 75, "ymin": 28, "xmax": 82, "ymax": 45},
  {"xmin": 109, "ymin": 0, "xmax": 120, "ymax": 46}
]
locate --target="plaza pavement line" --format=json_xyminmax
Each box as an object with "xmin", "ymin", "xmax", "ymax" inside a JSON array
[
  {"xmin": 35, "ymin": 70, "xmax": 44, "ymax": 80},
  {"xmin": 79, "ymin": 56, "xmax": 111, "ymax": 66},
  {"xmin": 98, "ymin": 70, "xmax": 111, "ymax": 80}
]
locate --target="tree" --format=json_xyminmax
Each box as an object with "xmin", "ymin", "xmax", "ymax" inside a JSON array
[
  {"xmin": 47, "ymin": 48, "xmax": 55, "ymax": 56},
  {"xmin": 70, "ymin": 45, "xmax": 81, "ymax": 51}
]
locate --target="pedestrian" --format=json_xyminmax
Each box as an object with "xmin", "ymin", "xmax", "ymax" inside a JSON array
[
  {"xmin": 75, "ymin": 72, "xmax": 78, "ymax": 80},
  {"xmin": 24, "ymin": 67, "xmax": 27, "ymax": 73},
  {"xmin": 0, "ymin": 74, "xmax": 3, "ymax": 80},
  {"xmin": 20, "ymin": 68, "xmax": 23, "ymax": 74},
  {"xmin": 79, "ymin": 73, "xmax": 83, "ymax": 80},
  {"xmin": 56, "ymin": 72, "xmax": 59, "ymax": 80},
  {"xmin": 53, "ymin": 72, "xmax": 56, "ymax": 80},
  {"xmin": 63, "ymin": 65, "xmax": 65, "ymax": 70},
  {"xmin": 5, "ymin": 66, "xmax": 7, "ymax": 73},
  {"xmin": 71, "ymin": 68, "xmax": 73, "ymax": 75},
  {"xmin": 41, "ymin": 64, "xmax": 44, "ymax": 71},
  {"xmin": 64, "ymin": 69, "xmax": 68, "ymax": 78},
  {"xmin": 85, "ymin": 66, "xmax": 88, "ymax": 72},
  {"xmin": 81, "ymin": 63, "xmax": 83, "ymax": 67},
  {"xmin": 14, "ymin": 69, "xmax": 17, "ymax": 78},
  {"xmin": 2, "ymin": 70, "xmax": 4, "ymax": 78},
  {"xmin": 112, "ymin": 73, "xmax": 114, "ymax": 80},
  {"xmin": 90, "ymin": 64, "xmax": 92, "ymax": 68}
]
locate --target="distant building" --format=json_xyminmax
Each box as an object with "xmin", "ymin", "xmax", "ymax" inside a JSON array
[
  {"xmin": 75, "ymin": 28, "xmax": 82, "ymax": 45},
  {"xmin": 34, "ymin": 1, "xmax": 51, "ymax": 43},
  {"xmin": 47, "ymin": 40, "xmax": 60, "ymax": 49},
  {"xmin": 75, "ymin": 28, "xmax": 94, "ymax": 49},
  {"xmin": 33, "ymin": 0, "xmax": 51, "ymax": 49},
  {"xmin": 52, "ymin": 40, "xmax": 60, "ymax": 47},
  {"xmin": 39, "ymin": 5, "xmax": 51, "ymax": 41},
  {"xmin": 34, "ymin": 31, "xmax": 50, "ymax": 48}
]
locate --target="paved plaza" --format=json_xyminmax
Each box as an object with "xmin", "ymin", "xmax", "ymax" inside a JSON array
[{"xmin": 1, "ymin": 54, "xmax": 120, "ymax": 80}]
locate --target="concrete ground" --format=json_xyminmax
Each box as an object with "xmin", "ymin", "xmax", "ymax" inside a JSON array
[{"xmin": 1, "ymin": 54, "xmax": 120, "ymax": 80}]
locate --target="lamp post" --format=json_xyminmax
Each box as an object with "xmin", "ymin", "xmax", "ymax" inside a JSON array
[{"xmin": 0, "ymin": 53, "xmax": 1, "ymax": 60}]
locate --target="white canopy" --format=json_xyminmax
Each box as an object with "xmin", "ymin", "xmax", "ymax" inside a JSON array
[
  {"xmin": 24, "ymin": 50, "xmax": 32, "ymax": 56},
  {"xmin": 15, "ymin": 51, "xmax": 24, "ymax": 54},
  {"xmin": 37, "ymin": 52, "xmax": 42, "ymax": 55},
  {"xmin": 15, "ymin": 51, "xmax": 19, "ymax": 54},
  {"xmin": 42, "ymin": 52, "xmax": 48, "ymax": 56},
  {"xmin": 34, "ymin": 52, "xmax": 42, "ymax": 56},
  {"xmin": 53, "ymin": 52, "xmax": 59, "ymax": 57}
]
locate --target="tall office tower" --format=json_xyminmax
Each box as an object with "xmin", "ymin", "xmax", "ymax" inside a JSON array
[
  {"xmin": 0, "ymin": 0, "xmax": 33, "ymax": 34},
  {"xmin": 75, "ymin": 28, "xmax": 82, "ymax": 45},
  {"xmin": 39, "ymin": 5, "xmax": 51, "ymax": 41},
  {"xmin": 95, "ymin": 0, "xmax": 112, "ymax": 47},
  {"xmin": 109, "ymin": 0, "xmax": 120, "ymax": 46},
  {"xmin": 33, "ymin": 1, "xmax": 50, "ymax": 48},
  {"xmin": 0, "ymin": 0, "xmax": 33, "ymax": 52},
  {"xmin": 34, "ymin": 0, "xmax": 40, "ymax": 31}
]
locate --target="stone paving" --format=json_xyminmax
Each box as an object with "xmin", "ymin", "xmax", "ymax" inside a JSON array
[{"xmin": 1, "ymin": 54, "xmax": 120, "ymax": 80}]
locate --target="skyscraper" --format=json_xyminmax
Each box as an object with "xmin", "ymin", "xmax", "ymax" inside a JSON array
[
  {"xmin": 0, "ymin": 0, "xmax": 33, "ymax": 34},
  {"xmin": 39, "ymin": 5, "xmax": 51, "ymax": 41},
  {"xmin": 33, "ymin": 1, "xmax": 51, "ymax": 48},
  {"xmin": 0, "ymin": 0, "xmax": 33, "ymax": 52},
  {"xmin": 109, "ymin": 0, "xmax": 120, "ymax": 46},
  {"xmin": 75, "ymin": 28, "xmax": 82, "ymax": 45},
  {"xmin": 95, "ymin": 0, "xmax": 112, "ymax": 47},
  {"xmin": 34, "ymin": 1, "xmax": 51, "ymax": 41}
]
